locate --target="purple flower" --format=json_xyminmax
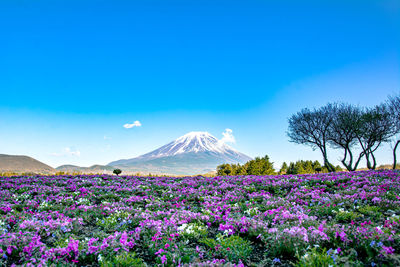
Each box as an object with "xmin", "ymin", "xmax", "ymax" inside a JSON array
[
  {"xmin": 382, "ymin": 246, "xmax": 395, "ymax": 255},
  {"xmin": 272, "ymin": 258, "xmax": 281, "ymax": 263},
  {"xmin": 155, "ymin": 248, "xmax": 165, "ymax": 255},
  {"xmin": 120, "ymin": 232, "xmax": 128, "ymax": 246},
  {"xmin": 161, "ymin": 254, "xmax": 167, "ymax": 264}
]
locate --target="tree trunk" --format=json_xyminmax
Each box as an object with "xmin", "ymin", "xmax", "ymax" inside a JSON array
[
  {"xmin": 393, "ymin": 140, "xmax": 400, "ymax": 170},
  {"xmin": 370, "ymin": 151, "xmax": 377, "ymax": 170},
  {"xmin": 352, "ymin": 151, "xmax": 365, "ymax": 171},
  {"xmin": 341, "ymin": 148, "xmax": 352, "ymax": 171},
  {"xmin": 318, "ymin": 145, "xmax": 336, "ymax": 172},
  {"xmin": 347, "ymin": 148, "xmax": 354, "ymax": 170},
  {"xmin": 364, "ymin": 149, "xmax": 373, "ymax": 170},
  {"xmin": 324, "ymin": 155, "xmax": 335, "ymax": 172},
  {"xmin": 325, "ymin": 158, "xmax": 336, "ymax": 172},
  {"xmin": 341, "ymin": 150, "xmax": 351, "ymax": 171}
]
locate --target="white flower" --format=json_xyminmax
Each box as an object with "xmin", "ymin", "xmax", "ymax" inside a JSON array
[{"xmin": 177, "ymin": 224, "xmax": 188, "ymax": 232}]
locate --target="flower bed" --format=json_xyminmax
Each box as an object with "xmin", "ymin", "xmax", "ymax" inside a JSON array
[{"xmin": 1, "ymin": 170, "xmax": 400, "ymax": 266}]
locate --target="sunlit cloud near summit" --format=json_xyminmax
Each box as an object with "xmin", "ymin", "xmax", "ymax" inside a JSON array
[{"xmin": 219, "ymin": 129, "xmax": 236, "ymax": 145}]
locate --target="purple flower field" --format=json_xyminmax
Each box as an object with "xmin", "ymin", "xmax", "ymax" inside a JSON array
[{"xmin": 1, "ymin": 170, "xmax": 400, "ymax": 266}]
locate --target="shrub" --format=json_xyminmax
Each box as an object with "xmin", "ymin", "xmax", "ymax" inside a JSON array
[
  {"xmin": 177, "ymin": 222, "xmax": 208, "ymax": 240},
  {"xmin": 113, "ymin": 169, "xmax": 122, "ymax": 176},
  {"xmin": 334, "ymin": 210, "xmax": 360, "ymax": 223},
  {"xmin": 295, "ymin": 247, "xmax": 336, "ymax": 267},
  {"xmin": 100, "ymin": 252, "xmax": 145, "ymax": 267},
  {"xmin": 201, "ymin": 234, "xmax": 253, "ymax": 263}
]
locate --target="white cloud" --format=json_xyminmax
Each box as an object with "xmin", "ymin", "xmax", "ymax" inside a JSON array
[
  {"xmin": 51, "ymin": 147, "xmax": 81, "ymax": 157},
  {"xmin": 123, "ymin": 120, "xmax": 142, "ymax": 128},
  {"xmin": 219, "ymin": 128, "xmax": 236, "ymax": 144}
]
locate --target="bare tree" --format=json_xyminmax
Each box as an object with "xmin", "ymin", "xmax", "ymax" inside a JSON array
[
  {"xmin": 357, "ymin": 104, "xmax": 394, "ymax": 169},
  {"xmin": 387, "ymin": 95, "xmax": 400, "ymax": 169},
  {"xmin": 287, "ymin": 106, "xmax": 336, "ymax": 172},
  {"xmin": 328, "ymin": 103, "xmax": 364, "ymax": 171}
]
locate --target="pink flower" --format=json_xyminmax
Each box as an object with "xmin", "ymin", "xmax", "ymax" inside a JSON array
[
  {"xmin": 336, "ymin": 231, "xmax": 347, "ymax": 242},
  {"xmin": 371, "ymin": 197, "xmax": 381, "ymax": 203},
  {"xmin": 382, "ymin": 246, "xmax": 395, "ymax": 255},
  {"xmin": 155, "ymin": 248, "xmax": 165, "ymax": 255},
  {"xmin": 100, "ymin": 240, "xmax": 109, "ymax": 250},
  {"xmin": 88, "ymin": 245, "xmax": 98, "ymax": 254},
  {"xmin": 120, "ymin": 232, "xmax": 128, "ymax": 246},
  {"xmin": 161, "ymin": 254, "xmax": 167, "ymax": 264},
  {"xmin": 67, "ymin": 239, "xmax": 79, "ymax": 255},
  {"xmin": 165, "ymin": 243, "xmax": 170, "ymax": 249}
]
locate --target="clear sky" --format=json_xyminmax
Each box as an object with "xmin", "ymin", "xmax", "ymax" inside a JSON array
[{"xmin": 0, "ymin": 0, "xmax": 399, "ymax": 169}]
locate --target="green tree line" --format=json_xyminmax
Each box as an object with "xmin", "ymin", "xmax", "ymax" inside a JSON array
[
  {"xmin": 217, "ymin": 155, "xmax": 275, "ymax": 176},
  {"xmin": 217, "ymin": 157, "xmax": 343, "ymax": 176},
  {"xmin": 278, "ymin": 160, "xmax": 342, "ymax": 175}
]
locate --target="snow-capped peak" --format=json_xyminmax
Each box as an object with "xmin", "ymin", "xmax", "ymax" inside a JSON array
[
  {"xmin": 166, "ymin": 131, "xmax": 231, "ymax": 154},
  {"xmin": 108, "ymin": 131, "xmax": 253, "ymax": 168},
  {"xmin": 136, "ymin": 131, "xmax": 243, "ymax": 159},
  {"xmin": 176, "ymin": 131, "xmax": 213, "ymax": 142}
]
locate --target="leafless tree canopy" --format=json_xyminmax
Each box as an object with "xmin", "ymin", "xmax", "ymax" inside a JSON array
[
  {"xmin": 327, "ymin": 104, "xmax": 364, "ymax": 171},
  {"xmin": 357, "ymin": 104, "xmax": 394, "ymax": 169},
  {"xmin": 387, "ymin": 94, "xmax": 400, "ymax": 169},
  {"xmin": 288, "ymin": 97, "xmax": 398, "ymax": 171},
  {"xmin": 287, "ymin": 106, "xmax": 336, "ymax": 172}
]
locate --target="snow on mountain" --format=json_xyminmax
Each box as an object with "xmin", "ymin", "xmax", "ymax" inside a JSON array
[
  {"xmin": 137, "ymin": 131, "xmax": 242, "ymax": 159},
  {"xmin": 108, "ymin": 131, "xmax": 252, "ymax": 174}
]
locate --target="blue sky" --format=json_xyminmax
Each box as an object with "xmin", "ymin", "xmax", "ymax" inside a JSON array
[{"xmin": 0, "ymin": 0, "xmax": 399, "ymax": 168}]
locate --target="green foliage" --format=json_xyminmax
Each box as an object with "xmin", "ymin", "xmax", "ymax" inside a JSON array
[
  {"xmin": 177, "ymin": 222, "xmax": 208, "ymax": 240},
  {"xmin": 100, "ymin": 252, "xmax": 145, "ymax": 267},
  {"xmin": 201, "ymin": 234, "xmax": 253, "ymax": 263},
  {"xmin": 217, "ymin": 164, "xmax": 234, "ymax": 176},
  {"xmin": 280, "ymin": 160, "xmax": 342, "ymax": 175},
  {"xmin": 358, "ymin": 205, "xmax": 382, "ymax": 220},
  {"xmin": 286, "ymin": 160, "xmax": 322, "ymax": 174},
  {"xmin": 279, "ymin": 162, "xmax": 288, "ymax": 174},
  {"xmin": 334, "ymin": 210, "xmax": 360, "ymax": 223},
  {"xmin": 315, "ymin": 167, "xmax": 322, "ymax": 173},
  {"xmin": 246, "ymin": 155, "xmax": 275, "ymax": 175},
  {"xmin": 217, "ymin": 155, "xmax": 275, "ymax": 176},
  {"xmin": 113, "ymin": 169, "xmax": 122, "ymax": 176},
  {"xmin": 335, "ymin": 165, "xmax": 343, "ymax": 172},
  {"xmin": 96, "ymin": 211, "xmax": 130, "ymax": 231},
  {"xmin": 295, "ymin": 248, "xmax": 336, "ymax": 267}
]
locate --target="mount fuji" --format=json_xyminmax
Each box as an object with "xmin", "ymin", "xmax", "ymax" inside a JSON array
[{"xmin": 108, "ymin": 131, "xmax": 252, "ymax": 175}]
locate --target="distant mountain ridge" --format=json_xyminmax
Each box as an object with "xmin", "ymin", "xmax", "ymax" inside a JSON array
[
  {"xmin": 0, "ymin": 154, "xmax": 55, "ymax": 174},
  {"xmin": 1, "ymin": 132, "xmax": 252, "ymax": 175},
  {"xmin": 108, "ymin": 131, "xmax": 252, "ymax": 175},
  {"xmin": 56, "ymin": 164, "xmax": 114, "ymax": 173}
]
